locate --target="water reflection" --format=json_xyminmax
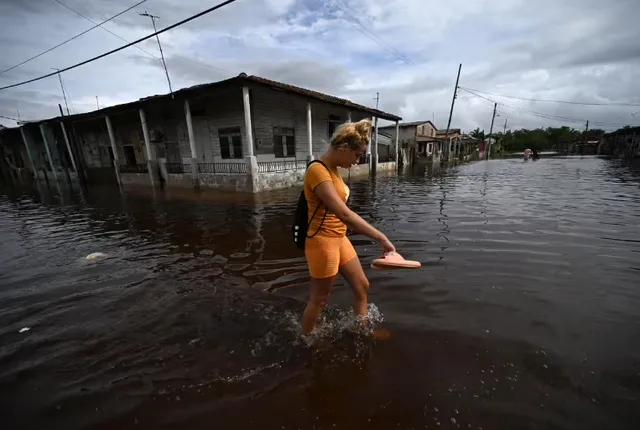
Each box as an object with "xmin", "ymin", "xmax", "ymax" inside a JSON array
[{"xmin": 1, "ymin": 157, "xmax": 640, "ymax": 430}]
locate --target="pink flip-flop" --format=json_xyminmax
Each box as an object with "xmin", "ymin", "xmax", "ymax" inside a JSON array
[{"xmin": 371, "ymin": 251, "xmax": 421, "ymax": 270}]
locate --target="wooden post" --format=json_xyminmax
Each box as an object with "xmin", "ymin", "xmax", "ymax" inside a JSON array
[
  {"xmin": 39, "ymin": 124, "xmax": 58, "ymax": 181},
  {"xmin": 19, "ymin": 127, "xmax": 36, "ymax": 176},
  {"xmin": 105, "ymin": 115, "xmax": 122, "ymax": 187},
  {"xmin": 139, "ymin": 107, "xmax": 157, "ymax": 187},
  {"xmin": 59, "ymin": 121, "xmax": 78, "ymax": 173}
]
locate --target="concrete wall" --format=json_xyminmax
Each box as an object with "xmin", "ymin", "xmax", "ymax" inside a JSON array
[
  {"xmin": 166, "ymin": 173, "xmax": 195, "ymax": 188},
  {"xmin": 121, "ymin": 172, "xmax": 151, "ymax": 186},
  {"xmin": 377, "ymin": 161, "xmax": 397, "ymax": 172},
  {"xmin": 340, "ymin": 163, "xmax": 370, "ymax": 180},
  {"xmin": 248, "ymin": 84, "xmax": 370, "ymax": 162},
  {"xmin": 254, "ymin": 169, "xmax": 305, "ymax": 192},
  {"xmin": 73, "ymin": 120, "xmax": 114, "ymax": 168},
  {"xmin": 198, "ymin": 172, "xmax": 253, "ymax": 192}
]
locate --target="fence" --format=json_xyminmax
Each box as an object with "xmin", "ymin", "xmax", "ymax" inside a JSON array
[
  {"xmin": 257, "ymin": 160, "xmax": 308, "ymax": 173},
  {"xmin": 165, "ymin": 163, "xmax": 192, "ymax": 174},
  {"xmin": 197, "ymin": 162, "xmax": 248, "ymax": 174},
  {"xmin": 119, "ymin": 164, "xmax": 148, "ymax": 173}
]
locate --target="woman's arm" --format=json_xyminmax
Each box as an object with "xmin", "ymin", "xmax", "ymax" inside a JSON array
[{"xmin": 315, "ymin": 181, "xmax": 395, "ymax": 253}]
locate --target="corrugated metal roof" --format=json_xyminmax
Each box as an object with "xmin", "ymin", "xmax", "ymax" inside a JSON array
[
  {"xmin": 242, "ymin": 74, "xmax": 402, "ymax": 121},
  {"xmin": 9, "ymin": 73, "xmax": 401, "ymax": 128},
  {"xmin": 379, "ymin": 120, "xmax": 436, "ymax": 129},
  {"xmin": 436, "ymin": 128, "xmax": 461, "ymax": 135}
]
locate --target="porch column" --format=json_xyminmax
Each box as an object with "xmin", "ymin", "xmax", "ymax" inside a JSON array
[
  {"xmin": 394, "ymin": 120, "xmax": 399, "ymax": 169},
  {"xmin": 242, "ymin": 86, "xmax": 255, "ymax": 158},
  {"xmin": 366, "ymin": 117, "xmax": 372, "ymax": 165},
  {"xmin": 59, "ymin": 122, "xmax": 78, "ymax": 173},
  {"xmin": 39, "ymin": 124, "xmax": 58, "ymax": 181},
  {"xmin": 105, "ymin": 115, "xmax": 122, "ymax": 187},
  {"xmin": 242, "ymin": 86, "xmax": 258, "ymax": 191},
  {"xmin": 347, "ymin": 111, "xmax": 352, "ymax": 122},
  {"xmin": 139, "ymin": 108, "xmax": 158, "ymax": 187},
  {"xmin": 371, "ymin": 116, "xmax": 378, "ymax": 174},
  {"xmin": 184, "ymin": 99, "xmax": 199, "ymax": 185},
  {"xmin": 306, "ymin": 102, "xmax": 313, "ymax": 161},
  {"xmin": 19, "ymin": 127, "xmax": 36, "ymax": 176}
]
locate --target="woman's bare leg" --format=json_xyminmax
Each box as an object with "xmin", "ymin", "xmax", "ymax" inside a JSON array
[
  {"xmin": 301, "ymin": 276, "xmax": 336, "ymax": 335},
  {"xmin": 338, "ymin": 257, "xmax": 370, "ymax": 318}
]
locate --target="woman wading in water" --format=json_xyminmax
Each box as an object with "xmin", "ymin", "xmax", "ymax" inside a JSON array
[{"xmin": 301, "ymin": 119, "xmax": 395, "ymax": 337}]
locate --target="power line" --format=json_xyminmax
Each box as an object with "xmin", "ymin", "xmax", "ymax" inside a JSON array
[
  {"xmin": 0, "ymin": 0, "xmax": 147, "ymax": 76},
  {"xmin": 54, "ymin": 0, "xmax": 231, "ymax": 78},
  {"xmin": 459, "ymin": 87, "xmax": 637, "ymax": 128},
  {"xmin": 0, "ymin": 0, "xmax": 240, "ymax": 92},
  {"xmin": 0, "ymin": 115, "xmax": 19, "ymax": 122},
  {"xmin": 459, "ymin": 86, "xmax": 640, "ymax": 107},
  {"xmin": 315, "ymin": 0, "xmax": 416, "ymax": 66},
  {"xmin": 52, "ymin": 0, "xmax": 161, "ymax": 64}
]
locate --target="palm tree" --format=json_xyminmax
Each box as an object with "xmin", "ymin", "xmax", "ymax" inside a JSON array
[{"xmin": 470, "ymin": 128, "xmax": 485, "ymax": 140}]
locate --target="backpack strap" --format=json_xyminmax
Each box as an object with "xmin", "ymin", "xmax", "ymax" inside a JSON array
[{"xmin": 305, "ymin": 159, "xmax": 331, "ymax": 238}]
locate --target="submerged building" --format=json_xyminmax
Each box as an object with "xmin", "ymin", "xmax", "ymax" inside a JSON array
[{"xmin": 0, "ymin": 73, "xmax": 402, "ymax": 192}]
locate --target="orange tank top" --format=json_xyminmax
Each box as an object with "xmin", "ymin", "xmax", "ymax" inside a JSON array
[{"xmin": 304, "ymin": 158, "xmax": 350, "ymax": 238}]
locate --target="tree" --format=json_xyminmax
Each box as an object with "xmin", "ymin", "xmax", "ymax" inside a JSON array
[{"xmin": 470, "ymin": 128, "xmax": 485, "ymax": 140}]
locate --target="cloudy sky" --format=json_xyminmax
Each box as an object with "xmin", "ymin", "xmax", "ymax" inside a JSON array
[{"xmin": 1, "ymin": 0, "xmax": 640, "ymax": 132}]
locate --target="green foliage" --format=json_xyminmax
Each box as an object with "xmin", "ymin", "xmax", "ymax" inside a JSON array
[
  {"xmin": 494, "ymin": 126, "xmax": 605, "ymax": 153},
  {"xmin": 470, "ymin": 128, "xmax": 485, "ymax": 140}
]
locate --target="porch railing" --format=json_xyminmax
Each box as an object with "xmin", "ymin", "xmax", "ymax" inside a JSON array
[
  {"xmin": 197, "ymin": 162, "xmax": 247, "ymax": 174},
  {"xmin": 119, "ymin": 164, "xmax": 148, "ymax": 173},
  {"xmin": 257, "ymin": 160, "xmax": 308, "ymax": 173},
  {"xmin": 165, "ymin": 163, "xmax": 192, "ymax": 174}
]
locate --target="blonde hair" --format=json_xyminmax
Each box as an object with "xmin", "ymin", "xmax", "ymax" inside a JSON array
[{"xmin": 330, "ymin": 118, "xmax": 371, "ymax": 150}]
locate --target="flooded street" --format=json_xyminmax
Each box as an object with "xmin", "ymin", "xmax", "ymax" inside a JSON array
[{"xmin": 1, "ymin": 157, "xmax": 640, "ymax": 430}]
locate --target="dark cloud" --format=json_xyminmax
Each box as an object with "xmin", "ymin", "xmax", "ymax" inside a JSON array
[{"xmin": 1, "ymin": 0, "xmax": 639, "ymax": 132}]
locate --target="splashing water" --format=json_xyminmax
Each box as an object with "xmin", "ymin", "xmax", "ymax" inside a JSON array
[{"xmin": 297, "ymin": 303, "xmax": 385, "ymax": 347}]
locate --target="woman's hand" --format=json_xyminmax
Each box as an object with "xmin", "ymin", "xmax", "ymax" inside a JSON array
[{"xmin": 379, "ymin": 236, "xmax": 396, "ymax": 255}]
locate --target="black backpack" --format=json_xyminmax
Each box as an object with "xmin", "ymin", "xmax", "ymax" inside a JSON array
[{"xmin": 292, "ymin": 160, "xmax": 330, "ymax": 250}]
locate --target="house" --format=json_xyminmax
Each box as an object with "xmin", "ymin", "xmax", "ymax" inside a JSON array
[
  {"xmin": 372, "ymin": 128, "xmax": 395, "ymax": 162},
  {"xmin": 378, "ymin": 120, "xmax": 438, "ymax": 166},
  {"xmin": 600, "ymin": 126, "xmax": 639, "ymax": 158},
  {"xmin": 0, "ymin": 73, "xmax": 402, "ymax": 192}
]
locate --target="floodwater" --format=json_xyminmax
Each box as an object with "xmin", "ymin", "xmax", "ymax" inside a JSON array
[{"xmin": 1, "ymin": 156, "xmax": 640, "ymax": 430}]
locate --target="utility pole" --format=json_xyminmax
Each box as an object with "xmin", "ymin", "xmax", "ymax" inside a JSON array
[
  {"xmin": 486, "ymin": 102, "xmax": 497, "ymax": 159},
  {"xmin": 583, "ymin": 120, "xmax": 589, "ymax": 154},
  {"xmin": 444, "ymin": 63, "xmax": 462, "ymax": 160},
  {"xmin": 96, "ymin": 96, "xmax": 100, "ymax": 110},
  {"xmin": 51, "ymin": 68, "xmax": 70, "ymax": 115},
  {"xmin": 503, "ymin": 118, "xmax": 508, "ymax": 134},
  {"xmin": 140, "ymin": 11, "xmax": 173, "ymax": 98}
]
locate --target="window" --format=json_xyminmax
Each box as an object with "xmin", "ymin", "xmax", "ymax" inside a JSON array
[
  {"xmin": 273, "ymin": 127, "xmax": 295, "ymax": 158},
  {"xmin": 328, "ymin": 115, "xmax": 341, "ymax": 139},
  {"xmin": 218, "ymin": 127, "xmax": 243, "ymax": 159}
]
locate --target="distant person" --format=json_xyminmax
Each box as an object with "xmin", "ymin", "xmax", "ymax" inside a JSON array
[
  {"xmin": 300, "ymin": 119, "xmax": 395, "ymax": 338},
  {"xmin": 524, "ymin": 148, "xmax": 532, "ymax": 160}
]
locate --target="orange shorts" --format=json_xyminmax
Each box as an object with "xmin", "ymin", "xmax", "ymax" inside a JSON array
[{"xmin": 305, "ymin": 235, "xmax": 358, "ymax": 279}]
